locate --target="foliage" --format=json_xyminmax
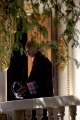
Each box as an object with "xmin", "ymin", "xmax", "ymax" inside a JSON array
[
  {"xmin": 33, "ymin": 39, "xmax": 58, "ymax": 56},
  {"xmin": 0, "ymin": 0, "xmax": 80, "ymax": 60}
]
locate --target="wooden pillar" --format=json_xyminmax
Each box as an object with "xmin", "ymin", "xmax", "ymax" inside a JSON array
[
  {"xmin": 25, "ymin": 109, "xmax": 32, "ymax": 120},
  {"xmin": 12, "ymin": 110, "xmax": 24, "ymax": 120},
  {"xmin": 36, "ymin": 108, "xmax": 43, "ymax": 120},
  {"xmin": 47, "ymin": 107, "xmax": 53, "ymax": 120}
]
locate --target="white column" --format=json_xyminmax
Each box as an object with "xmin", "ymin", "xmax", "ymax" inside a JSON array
[
  {"xmin": 72, "ymin": 0, "xmax": 80, "ymax": 120},
  {"xmin": 72, "ymin": 0, "xmax": 80, "ymax": 97},
  {"xmin": 0, "ymin": 65, "xmax": 7, "ymax": 102},
  {"xmin": 72, "ymin": 18, "xmax": 80, "ymax": 120},
  {"xmin": 69, "ymin": 41, "xmax": 74, "ymax": 95},
  {"xmin": 70, "ymin": 0, "xmax": 80, "ymax": 120},
  {"xmin": 72, "ymin": 46, "xmax": 80, "ymax": 97},
  {"xmin": 57, "ymin": 7, "xmax": 68, "ymax": 120}
]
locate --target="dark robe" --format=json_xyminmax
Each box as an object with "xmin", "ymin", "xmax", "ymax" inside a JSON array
[{"xmin": 25, "ymin": 51, "xmax": 53, "ymax": 99}]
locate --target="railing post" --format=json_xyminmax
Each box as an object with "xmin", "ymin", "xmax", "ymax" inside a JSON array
[
  {"xmin": 47, "ymin": 107, "xmax": 53, "ymax": 120},
  {"xmin": 58, "ymin": 106, "xmax": 65, "ymax": 120},
  {"xmin": 6, "ymin": 113, "xmax": 12, "ymax": 120},
  {"xmin": 69, "ymin": 105, "xmax": 77, "ymax": 120},
  {"xmin": 12, "ymin": 110, "xmax": 24, "ymax": 120},
  {"xmin": 36, "ymin": 108, "xmax": 43, "ymax": 120},
  {"xmin": 25, "ymin": 109, "xmax": 32, "ymax": 120}
]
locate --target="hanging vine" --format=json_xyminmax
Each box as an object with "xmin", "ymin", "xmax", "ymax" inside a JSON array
[{"xmin": 0, "ymin": 0, "xmax": 80, "ymax": 67}]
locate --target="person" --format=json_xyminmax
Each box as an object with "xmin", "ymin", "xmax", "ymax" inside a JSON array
[
  {"xmin": 12, "ymin": 40, "xmax": 53, "ymax": 120},
  {"xmin": 17, "ymin": 40, "xmax": 53, "ymax": 99}
]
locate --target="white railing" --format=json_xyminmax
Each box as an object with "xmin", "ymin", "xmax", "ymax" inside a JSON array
[{"xmin": 0, "ymin": 95, "xmax": 80, "ymax": 120}]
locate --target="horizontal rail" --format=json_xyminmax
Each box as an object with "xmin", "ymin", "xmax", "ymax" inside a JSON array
[{"xmin": 0, "ymin": 95, "xmax": 80, "ymax": 112}]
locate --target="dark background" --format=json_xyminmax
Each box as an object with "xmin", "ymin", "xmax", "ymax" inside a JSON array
[{"xmin": 7, "ymin": 33, "xmax": 28, "ymax": 101}]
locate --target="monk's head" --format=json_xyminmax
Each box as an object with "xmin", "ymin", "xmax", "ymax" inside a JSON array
[{"xmin": 25, "ymin": 41, "xmax": 38, "ymax": 57}]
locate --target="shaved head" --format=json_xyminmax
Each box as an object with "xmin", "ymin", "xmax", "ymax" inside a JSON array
[
  {"xmin": 25, "ymin": 41, "xmax": 38, "ymax": 57},
  {"xmin": 25, "ymin": 41, "xmax": 35, "ymax": 48}
]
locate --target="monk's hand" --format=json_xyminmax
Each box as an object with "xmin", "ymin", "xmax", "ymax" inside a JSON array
[{"xmin": 17, "ymin": 83, "xmax": 27, "ymax": 94}]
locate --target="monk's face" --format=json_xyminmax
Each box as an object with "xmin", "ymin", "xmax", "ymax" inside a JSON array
[{"xmin": 25, "ymin": 43, "xmax": 37, "ymax": 57}]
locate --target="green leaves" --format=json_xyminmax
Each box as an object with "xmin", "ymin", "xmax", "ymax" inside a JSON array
[
  {"xmin": 16, "ymin": 31, "xmax": 22, "ymax": 41},
  {"xmin": 0, "ymin": 4, "xmax": 3, "ymax": 14},
  {"xmin": 54, "ymin": 3, "xmax": 61, "ymax": 16},
  {"xmin": 51, "ymin": 40, "xmax": 58, "ymax": 54},
  {"xmin": 65, "ymin": 10, "xmax": 72, "ymax": 16},
  {"xmin": 0, "ymin": 0, "xmax": 80, "ymax": 70},
  {"xmin": 66, "ymin": 20, "xmax": 76, "ymax": 29},
  {"xmin": 43, "ymin": 8, "xmax": 52, "ymax": 17},
  {"xmin": 13, "ymin": 42, "xmax": 26, "ymax": 56},
  {"xmin": 13, "ymin": 42, "xmax": 19, "ymax": 51},
  {"xmin": 74, "ymin": 59, "xmax": 80, "ymax": 68},
  {"xmin": 40, "ymin": 0, "xmax": 48, "ymax": 4},
  {"xmin": 64, "ymin": 18, "xmax": 79, "ymax": 43},
  {"xmin": 65, "ymin": 0, "xmax": 75, "ymax": 8},
  {"xmin": 53, "ymin": 17, "xmax": 61, "ymax": 28},
  {"xmin": 68, "ymin": 55, "xmax": 80, "ymax": 68},
  {"xmin": 38, "ymin": 25, "xmax": 48, "ymax": 39}
]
